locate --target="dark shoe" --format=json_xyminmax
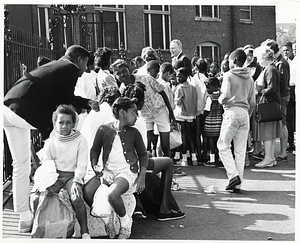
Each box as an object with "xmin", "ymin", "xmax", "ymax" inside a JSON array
[
  {"xmin": 134, "ymin": 206, "xmax": 147, "ymax": 219},
  {"xmin": 226, "ymin": 175, "xmax": 241, "ymax": 191},
  {"xmin": 203, "ymin": 161, "xmax": 217, "ymax": 167},
  {"xmin": 217, "ymin": 161, "xmax": 224, "ymax": 168},
  {"xmin": 231, "ymin": 188, "xmax": 241, "ymax": 193},
  {"xmin": 286, "ymin": 145, "xmax": 295, "ymax": 152},
  {"xmin": 251, "ymin": 152, "xmax": 264, "ymax": 160},
  {"xmin": 157, "ymin": 211, "xmax": 186, "ymax": 221},
  {"xmin": 276, "ymin": 155, "xmax": 287, "ymax": 161}
]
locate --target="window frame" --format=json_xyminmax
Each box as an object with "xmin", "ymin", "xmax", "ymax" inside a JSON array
[
  {"xmin": 239, "ymin": 5, "xmax": 253, "ymax": 24},
  {"xmin": 197, "ymin": 42, "xmax": 220, "ymax": 63},
  {"xmin": 143, "ymin": 5, "xmax": 171, "ymax": 50},
  {"xmin": 94, "ymin": 5, "xmax": 127, "ymax": 49},
  {"xmin": 37, "ymin": 5, "xmax": 51, "ymax": 40},
  {"xmin": 195, "ymin": 5, "xmax": 221, "ymax": 22}
]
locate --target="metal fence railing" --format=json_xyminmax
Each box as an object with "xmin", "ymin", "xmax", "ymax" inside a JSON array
[
  {"xmin": 3, "ymin": 25, "xmax": 56, "ymax": 183},
  {"xmin": 4, "ymin": 25, "xmax": 57, "ymax": 95}
]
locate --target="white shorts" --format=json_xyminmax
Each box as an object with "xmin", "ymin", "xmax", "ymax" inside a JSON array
[
  {"xmin": 102, "ymin": 168, "xmax": 138, "ymax": 194},
  {"xmin": 142, "ymin": 109, "xmax": 170, "ymax": 133}
]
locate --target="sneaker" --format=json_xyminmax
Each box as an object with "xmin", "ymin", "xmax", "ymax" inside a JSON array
[
  {"xmin": 82, "ymin": 233, "xmax": 91, "ymax": 239},
  {"xmin": 134, "ymin": 206, "xmax": 147, "ymax": 219},
  {"xmin": 177, "ymin": 160, "xmax": 188, "ymax": 166},
  {"xmin": 203, "ymin": 161, "xmax": 217, "ymax": 167},
  {"xmin": 171, "ymin": 179, "xmax": 180, "ymax": 191},
  {"xmin": 173, "ymin": 170, "xmax": 186, "ymax": 176},
  {"xmin": 286, "ymin": 145, "xmax": 295, "ymax": 152},
  {"xmin": 157, "ymin": 211, "xmax": 186, "ymax": 221},
  {"xmin": 192, "ymin": 160, "xmax": 198, "ymax": 166},
  {"xmin": 246, "ymin": 147, "xmax": 254, "ymax": 153},
  {"xmin": 251, "ymin": 152, "xmax": 264, "ymax": 160},
  {"xmin": 118, "ymin": 217, "xmax": 132, "ymax": 239},
  {"xmin": 18, "ymin": 219, "xmax": 33, "ymax": 233},
  {"xmin": 105, "ymin": 212, "xmax": 117, "ymax": 239}
]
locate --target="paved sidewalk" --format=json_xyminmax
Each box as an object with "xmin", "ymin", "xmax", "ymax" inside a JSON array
[
  {"xmin": 2, "ymin": 143, "xmax": 296, "ymax": 241},
  {"xmin": 131, "ymin": 148, "xmax": 296, "ymax": 241}
]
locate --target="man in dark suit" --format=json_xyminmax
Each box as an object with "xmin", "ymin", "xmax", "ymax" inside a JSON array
[
  {"xmin": 170, "ymin": 39, "xmax": 192, "ymax": 76},
  {"xmin": 3, "ymin": 45, "xmax": 98, "ymax": 233}
]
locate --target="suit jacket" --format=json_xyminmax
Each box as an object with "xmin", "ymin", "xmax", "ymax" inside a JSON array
[
  {"xmin": 4, "ymin": 56, "xmax": 90, "ymax": 139},
  {"xmin": 172, "ymin": 52, "xmax": 192, "ymax": 75}
]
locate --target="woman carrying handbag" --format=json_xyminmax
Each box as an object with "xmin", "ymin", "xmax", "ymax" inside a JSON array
[{"xmin": 252, "ymin": 46, "xmax": 283, "ymax": 168}]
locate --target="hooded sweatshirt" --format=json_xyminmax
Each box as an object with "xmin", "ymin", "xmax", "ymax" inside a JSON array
[{"xmin": 218, "ymin": 67, "xmax": 255, "ymax": 115}]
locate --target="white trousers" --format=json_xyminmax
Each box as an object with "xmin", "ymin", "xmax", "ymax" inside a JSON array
[
  {"xmin": 217, "ymin": 107, "xmax": 249, "ymax": 189},
  {"xmin": 3, "ymin": 105, "xmax": 36, "ymax": 212}
]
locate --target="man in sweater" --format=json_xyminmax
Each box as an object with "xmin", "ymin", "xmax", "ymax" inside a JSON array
[
  {"xmin": 3, "ymin": 45, "xmax": 98, "ymax": 233},
  {"xmin": 217, "ymin": 49, "xmax": 255, "ymax": 192}
]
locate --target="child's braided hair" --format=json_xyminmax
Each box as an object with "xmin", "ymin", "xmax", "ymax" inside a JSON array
[
  {"xmin": 121, "ymin": 81, "xmax": 146, "ymax": 110},
  {"xmin": 98, "ymin": 85, "xmax": 121, "ymax": 106}
]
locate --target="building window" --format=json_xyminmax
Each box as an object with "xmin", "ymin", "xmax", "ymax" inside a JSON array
[
  {"xmin": 197, "ymin": 42, "xmax": 220, "ymax": 63},
  {"xmin": 94, "ymin": 5, "xmax": 126, "ymax": 50},
  {"xmin": 144, "ymin": 5, "xmax": 171, "ymax": 50},
  {"xmin": 37, "ymin": 5, "xmax": 52, "ymax": 40},
  {"xmin": 196, "ymin": 5, "xmax": 219, "ymax": 19},
  {"xmin": 240, "ymin": 6, "xmax": 252, "ymax": 22}
]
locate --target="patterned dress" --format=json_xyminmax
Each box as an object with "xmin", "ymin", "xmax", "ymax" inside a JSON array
[{"xmin": 204, "ymin": 91, "xmax": 223, "ymax": 137}]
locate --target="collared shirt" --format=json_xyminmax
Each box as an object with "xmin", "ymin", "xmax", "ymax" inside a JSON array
[{"xmin": 97, "ymin": 68, "xmax": 118, "ymax": 91}]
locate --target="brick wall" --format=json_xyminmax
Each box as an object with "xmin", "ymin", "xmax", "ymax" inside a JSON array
[
  {"xmin": 126, "ymin": 5, "xmax": 146, "ymax": 59},
  {"xmin": 169, "ymin": 5, "xmax": 276, "ymax": 62}
]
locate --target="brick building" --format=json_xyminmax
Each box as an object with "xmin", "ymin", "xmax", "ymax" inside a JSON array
[{"xmin": 6, "ymin": 4, "xmax": 276, "ymax": 64}]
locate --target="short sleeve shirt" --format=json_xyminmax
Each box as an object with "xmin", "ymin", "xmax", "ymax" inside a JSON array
[{"xmin": 134, "ymin": 74, "xmax": 167, "ymax": 118}]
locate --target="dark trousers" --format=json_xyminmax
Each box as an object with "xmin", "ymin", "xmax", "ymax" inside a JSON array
[{"xmin": 286, "ymin": 87, "xmax": 295, "ymax": 146}]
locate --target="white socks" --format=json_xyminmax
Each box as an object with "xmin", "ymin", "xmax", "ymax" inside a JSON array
[
  {"xmin": 191, "ymin": 153, "xmax": 197, "ymax": 161},
  {"xmin": 210, "ymin": 153, "xmax": 215, "ymax": 163},
  {"xmin": 119, "ymin": 214, "xmax": 130, "ymax": 227},
  {"xmin": 174, "ymin": 152, "xmax": 181, "ymax": 160},
  {"xmin": 19, "ymin": 210, "xmax": 32, "ymax": 221},
  {"xmin": 182, "ymin": 154, "xmax": 187, "ymax": 162}
]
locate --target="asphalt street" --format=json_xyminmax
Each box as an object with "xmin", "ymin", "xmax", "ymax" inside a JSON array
[{"xmin": 130, "ymin": 144, "xmax": 296, "ymax": 241}]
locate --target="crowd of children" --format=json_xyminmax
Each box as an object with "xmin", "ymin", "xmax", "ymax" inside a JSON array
[{"xmin": 5, "ymin": 38, "xmax": 295, "ymax": 239}]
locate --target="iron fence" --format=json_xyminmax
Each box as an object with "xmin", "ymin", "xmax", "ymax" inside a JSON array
[{"xmin": 3, "ymin": 25, "xmax": 56, "ymax": 183}]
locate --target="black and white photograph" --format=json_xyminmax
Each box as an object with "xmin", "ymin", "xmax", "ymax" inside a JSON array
[{"xmin": 1, "ymin": 1, "xmax": 298, "ymax": 241}]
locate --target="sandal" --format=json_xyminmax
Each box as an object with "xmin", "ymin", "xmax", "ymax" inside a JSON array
[{"xmin": 255, "ymin": 159, "xmax": 274, "ymax": 168}]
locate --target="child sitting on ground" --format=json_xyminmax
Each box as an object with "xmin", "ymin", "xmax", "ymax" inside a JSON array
[
  {"xmin": 90, "ymin": 97, "xmax": 148, "ymax": 239},
  {"xmin": 32, "ymin": 104, "xmax": 90, "ymax": 239}
]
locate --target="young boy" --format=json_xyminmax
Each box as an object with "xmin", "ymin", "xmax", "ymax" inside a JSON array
[
  {"xmin": 33, "ymin": 105, "xmax": 90, "ymax": 239},
  {"xmin": 217, "ymin": 49, "xmax": 255, "ymax": 192},
  {"xmin": 146, "ymin": 60, "xmax": 160, "ymax": 79}
]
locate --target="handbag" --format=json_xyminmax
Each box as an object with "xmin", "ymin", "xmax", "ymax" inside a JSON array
[
  {"xmin": 255, "ymin": 94, "xmax": 282, "ymax": 123},
  {"xmin": 169, "ymin": 123, "xmax": 182, "ymax": 149}
]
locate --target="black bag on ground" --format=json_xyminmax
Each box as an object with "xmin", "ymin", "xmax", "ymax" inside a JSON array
[{"xmin": 139, "ymin": 173, "xmax": 180, "ymax": 215}]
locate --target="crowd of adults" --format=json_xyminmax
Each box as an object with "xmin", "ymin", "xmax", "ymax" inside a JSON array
[{"xmin": 3, "ymin": 37, "xmax": 296, "ymax": 239}]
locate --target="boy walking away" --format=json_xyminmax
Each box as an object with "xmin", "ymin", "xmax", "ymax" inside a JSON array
[
  {"xmin": 32, "ymin": 105, "xmax": 91, "ymax": 239},
  {"xmin": 217, "ymin": 49, "xmax": 255, "ymax": 193}
]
